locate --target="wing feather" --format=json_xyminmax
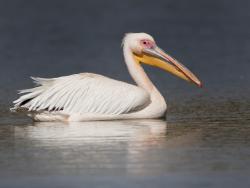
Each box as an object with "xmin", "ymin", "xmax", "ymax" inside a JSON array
[{"xmin": 11, "ymin": 73, "xmax": 151, "ymax": 115}]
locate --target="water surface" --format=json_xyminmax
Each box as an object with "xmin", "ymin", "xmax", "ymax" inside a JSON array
[{"xmin": 1, "ymin": 98, "xmax": 250, "ymax": 187}]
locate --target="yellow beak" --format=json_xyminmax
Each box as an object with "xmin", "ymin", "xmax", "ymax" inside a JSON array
[{"xmin": 133, "ymin": 47, "xmax": 202, "ymax": 87}]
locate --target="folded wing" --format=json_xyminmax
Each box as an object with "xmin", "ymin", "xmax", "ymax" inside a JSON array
[{"xmin": 12, "ymin": 73, "xmax": 151, "ymax": 115}]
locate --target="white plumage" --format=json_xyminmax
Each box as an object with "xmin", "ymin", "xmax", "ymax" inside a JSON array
[
  {"xmin": 11, "ymin": 33, "xmax": 201, "ymax": 121},
  {"xmin": 13, "ymin": 73, "xmax": 150, "ymax": 116}
]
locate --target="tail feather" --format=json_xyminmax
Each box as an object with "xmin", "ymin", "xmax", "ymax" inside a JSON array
[
  {"xmin": 31, "ymin": 77, "xmax": 55, "ymax": 86},
  {"xmin": 10, "ymin": 76, "xmax": 54, "ymax": 112}
]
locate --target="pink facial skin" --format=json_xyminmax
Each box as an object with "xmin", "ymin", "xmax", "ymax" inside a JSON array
[{"xmin": 140, "ymin": 39, "xmax": 155, "ymax": 49}]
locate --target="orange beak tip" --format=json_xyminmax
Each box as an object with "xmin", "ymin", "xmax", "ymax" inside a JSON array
[{"xmin": 198, "ymin": 82, "xmax": 203, "ymax": 88}]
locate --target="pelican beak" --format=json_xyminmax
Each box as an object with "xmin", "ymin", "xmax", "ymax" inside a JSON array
[{"xmin": 133, "ymin": 47, "xmax": 202, "ymax": 87}]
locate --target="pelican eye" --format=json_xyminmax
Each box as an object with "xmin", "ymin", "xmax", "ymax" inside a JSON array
[{"xmin": 140, "ymin": 39, "xmax": 155, "ymax": 49}]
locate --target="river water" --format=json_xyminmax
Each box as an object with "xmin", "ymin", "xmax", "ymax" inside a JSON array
[{"xmin": 0, "ymin": 0, "xmax": 250, "ymax": 187}]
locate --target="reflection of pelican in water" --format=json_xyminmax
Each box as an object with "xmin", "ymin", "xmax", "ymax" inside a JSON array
[
  {"xmin": 11, "ymin": 33, "xmax": 201, "ymax": 121},
  {"xmin": 14, "ymin": 120, "xmax": 167, "ymax": 144},
  {"xmin": 12, "ymin": 120, "xmax": 203, "ymax": 176},
  {"xmin": 11, "ymin": 120, "xmax": 168, "ymax": 176}
]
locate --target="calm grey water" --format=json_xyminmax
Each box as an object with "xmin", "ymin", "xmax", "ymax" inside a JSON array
[{"xmin": 0, "ymin": 0, "xmax": 250, "ymax": 187}]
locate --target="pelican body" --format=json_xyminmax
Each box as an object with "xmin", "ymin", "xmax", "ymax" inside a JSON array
[{"xmin": 11, "ymin": 33, "xmax": 201, "ymax": 121}]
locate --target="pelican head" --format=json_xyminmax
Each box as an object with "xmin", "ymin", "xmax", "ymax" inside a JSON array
[{"xmin": 123, "ymin": 33, "xmax": 202, "ymax": 87}]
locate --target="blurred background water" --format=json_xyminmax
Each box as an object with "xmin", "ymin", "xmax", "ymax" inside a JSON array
[{"xmin": 0, "ymin": 0, "xmax": 250, "ymax": 187}]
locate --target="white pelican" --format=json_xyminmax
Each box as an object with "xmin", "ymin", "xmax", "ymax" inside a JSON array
[{"xmin": 11, "ymin": 33, "xmax": 201, "ymax": 122}]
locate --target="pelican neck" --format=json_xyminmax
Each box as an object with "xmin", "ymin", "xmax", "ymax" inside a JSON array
[{"xmin": 123, "ymin": 44, "xmax": 155, "ymax": 92}]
